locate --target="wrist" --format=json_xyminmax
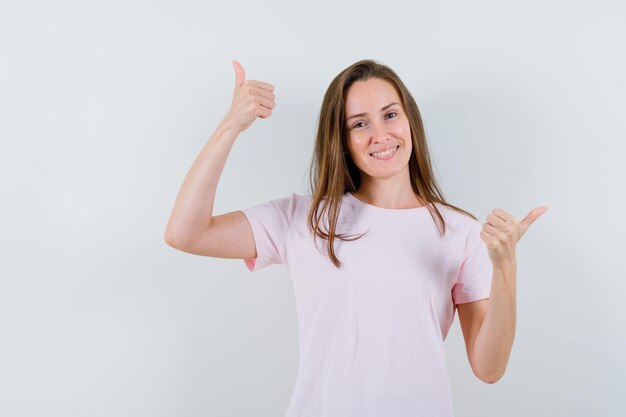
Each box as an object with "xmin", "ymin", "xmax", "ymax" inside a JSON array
[
  {"xmin": 216, "ymin": 116, "xmax": 242, "ymax": 137},
  {"xmin": 493, "ymin": 257, "xmax": 517, "ymax": 273}
]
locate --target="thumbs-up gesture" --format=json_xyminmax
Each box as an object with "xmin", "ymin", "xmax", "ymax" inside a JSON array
[
  {"xmin": 222, "ymin": 60, "xmax": 276, "ymax": 133},
  {"xmin": 480, "ymin": 206, "xmax": 549, "ymax": 267}
]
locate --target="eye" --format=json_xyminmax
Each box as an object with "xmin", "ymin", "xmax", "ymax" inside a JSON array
[{"xmin": 351, "ymin": 112, "xmax": 399, "ymax": 129}]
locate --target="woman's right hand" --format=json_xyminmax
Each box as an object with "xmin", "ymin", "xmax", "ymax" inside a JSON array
[{"xmin": 222, "ymin": 60, "xmax": 276, "ymax": 133}]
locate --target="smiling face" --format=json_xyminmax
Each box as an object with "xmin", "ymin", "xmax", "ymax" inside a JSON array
[{"xmin": 344, "ymin": 77, "xmax": 413, "ymax": 185}]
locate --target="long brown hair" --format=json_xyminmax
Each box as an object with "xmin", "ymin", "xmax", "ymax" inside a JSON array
[{"xmin": 306, "ymin": 59, "xmax": 477, "ymax": 269}]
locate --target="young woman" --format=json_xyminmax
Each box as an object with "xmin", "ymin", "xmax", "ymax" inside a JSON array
[{"xmin": 164, "ymin": 59, "xmax": 547, "ymax": 416}]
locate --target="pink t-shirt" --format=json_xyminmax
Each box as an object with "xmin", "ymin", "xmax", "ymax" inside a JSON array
[{"xmin": 240, "ymin": 192, "xmax": 492, "ymax": 417}]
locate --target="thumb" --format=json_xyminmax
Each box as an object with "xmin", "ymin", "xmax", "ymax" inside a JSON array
[
  {"xmin": 519, "ymin": 206, "xmax": 548, "ymax": 239},
  {"xmin": 232, "ymin": 60, "xmax": 245, "ymax": 89}
]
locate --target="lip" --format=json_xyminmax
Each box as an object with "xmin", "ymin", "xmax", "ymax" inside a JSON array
[
  {"xmin": 369, "ymin": 145, "xmax": 398, "ymax": 155},
  {"xmin": 370, "ymin": 145, "xmax": 399, "ymax": 159}
]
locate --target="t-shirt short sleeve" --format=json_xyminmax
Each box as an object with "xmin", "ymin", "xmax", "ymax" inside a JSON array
[
  {"xmin": 452, "ymin": 219, "xmax": 493, "ymax": 305},
  {"xmin": 239, "ymin": 192, "xmax": 297, "ymax": 272}
]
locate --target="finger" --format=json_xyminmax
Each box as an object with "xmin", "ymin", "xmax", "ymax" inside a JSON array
[
  {"xmin": 482, "ymin": 223, "xmax": 499, "ymax": 235},
  {"xmin": 486, "ymin": 213, "xmax": 507, "ymax": 227},
  {"xmin": 232, "ymin": 60, "xmax": 245, "ymax": 89},
  {"xmin": 248, "ymin": 80, "xmax": 274, "ymax": 92},
  {"xmin": 480, "ymin": 229, "xmax": 495, "ymax": 240},
  {"xmin": 521, "ymin": 207, "xmax": 549, "ymax": 228},
  {"xmin": 251, "ymin": 87, "xmax": 275, "ymax": 101},
  {"xmin": 256, "ymin": 96, "xmax": 276, "ymax": 110},
  {"xmin": 492, "ymin": 208, "xmax": 517, "ymax": 223},
  {"xmin": 256, "ymin": 105, "xmax": 272, "ymax": 118}
]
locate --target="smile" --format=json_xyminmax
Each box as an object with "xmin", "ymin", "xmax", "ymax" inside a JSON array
[{"xmin": 370, "ymin": 145, "xmax": 399, "ymax": 160}]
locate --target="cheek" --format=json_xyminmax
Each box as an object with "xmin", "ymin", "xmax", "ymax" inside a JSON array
[
  {"xmin": 394, "ymin": 121, "xmax": 409, "ymax": 135},
  {"xmin": 398, "ymin": 125, "xmax": 413, "ymax": 154},
  {"xmin": 397, "ymin": 123, "xmax": 412, "ymax": 145},
  {"xmin": 348, "ymin": 135, "xmax": 367, "ymax": 153}
]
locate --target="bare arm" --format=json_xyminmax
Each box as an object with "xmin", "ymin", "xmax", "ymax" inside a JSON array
[
  {"xmin": 163, "ymin": 60, "xmax": 276, "ymax": 250},
  {"xmin": 163, "ymin": 119, "xmax": 240, "ymax": 247}
]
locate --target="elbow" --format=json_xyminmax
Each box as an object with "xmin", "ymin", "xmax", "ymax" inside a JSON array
[
  {"xmin": 481, "ymin": 374, "xmax": 502, "ymax": 384},
  {"xmin": 164, "ymin": 229, "xmax": 183, "ymax": 249},
  {"xmin": 164, "ymin": 233, "xmax": 175, "ymax": 248},
  {"xmin": 476, "ymin": 368, "xmax": 505, "ymax": 384}
]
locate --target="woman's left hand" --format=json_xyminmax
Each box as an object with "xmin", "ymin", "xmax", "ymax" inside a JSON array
[{"xmin": 480, "ymin": 206, "xmax": 549, "ymax": 267}]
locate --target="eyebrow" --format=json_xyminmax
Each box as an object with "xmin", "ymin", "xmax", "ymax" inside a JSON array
[{"xmin": 346, "ymin": 102, "xmax": 400, "ymax": 121}]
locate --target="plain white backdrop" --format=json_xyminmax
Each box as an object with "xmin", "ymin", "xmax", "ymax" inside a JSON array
[{"xmin": 1, "ymin": 0, "xmax": 624, "ymax": 416}]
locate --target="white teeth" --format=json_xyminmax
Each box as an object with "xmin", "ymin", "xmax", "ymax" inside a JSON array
[{"xmin": 370, "ymin": 146, "xmax": 397, "ymax": 157}]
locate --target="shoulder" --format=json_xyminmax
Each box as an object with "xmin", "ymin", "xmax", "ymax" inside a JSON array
[
  {"xmin": 242, "ymin": 192, "xmax": 308, "ymax": 222},
  {"xmin": 263, "ymin": 192, "xmax": 308, "ymax": 207},
  {"xmin": 433, "ymin": 202, "xmax": 481, "ymax": 236},
  {"xmin": 291, "ymin": 192, "xmax": 313, "ymax": 210},
  {"xmin": 272, "ymin": 192, "xmax": 312, "ymax": 218}
]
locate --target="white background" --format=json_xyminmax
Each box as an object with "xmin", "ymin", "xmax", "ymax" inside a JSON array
[{"xmin": 1, "ymin": 0, "xmax": 624, "ymax": 416}]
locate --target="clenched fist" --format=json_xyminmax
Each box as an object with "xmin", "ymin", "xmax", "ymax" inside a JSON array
[{"xmin": 222, "ymin": 60, "xmax": 276, "ymax": 133}]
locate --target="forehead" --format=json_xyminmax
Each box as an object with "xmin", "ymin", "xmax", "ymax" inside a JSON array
[{"xmin": 344, "ymin": 78, "xmax": 400, "ymax": 111}]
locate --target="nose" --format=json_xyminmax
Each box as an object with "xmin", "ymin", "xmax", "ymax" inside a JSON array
[{"xmin": 371, "ymin": 120, "xmax": 390, "ymax": 143}]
